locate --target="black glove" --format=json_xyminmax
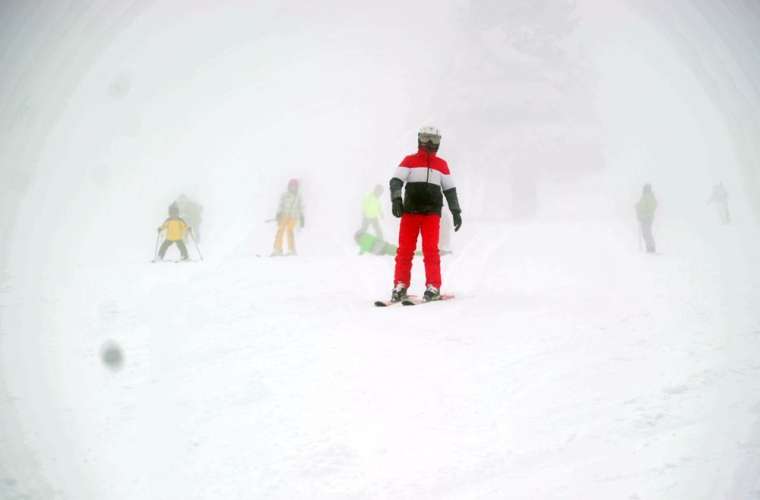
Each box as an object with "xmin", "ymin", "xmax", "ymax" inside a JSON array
[
  {"xmin": 443, "ymin": 188, "xmax": 462, "ymax": 232},
  {"xmin": 300, "ymin": 215, "xmax": 305, "ymax": 228},
  {"xmin": 392, "ymin": 198, "xmax": 404, "ymax": 218},
  {"xmin": 452, "ymin": 211, "xmax": 462, "ymax": 232}
]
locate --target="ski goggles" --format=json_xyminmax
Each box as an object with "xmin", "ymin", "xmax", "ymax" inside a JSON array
[{"xmin": 418, "ymin": 133, "xmax": 441, "ymax": 145}]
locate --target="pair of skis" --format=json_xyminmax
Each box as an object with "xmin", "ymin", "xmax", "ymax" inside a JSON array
[{"xmin": 374, "ymin": 294, "xmax": 455, "ymax": 307}]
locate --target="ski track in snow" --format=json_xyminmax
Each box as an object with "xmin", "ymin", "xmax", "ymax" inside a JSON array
[{"xmin": 1, "ymin": 221, "xmax": 760, "ymax": 500}]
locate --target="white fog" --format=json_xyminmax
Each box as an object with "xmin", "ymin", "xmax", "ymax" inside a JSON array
[{"xmin": 1, "ymin": 1, "xmax": 759, "ymax": 499}]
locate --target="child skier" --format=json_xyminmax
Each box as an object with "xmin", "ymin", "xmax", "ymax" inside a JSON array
[
  {"xmin": 271, "ymin": 178, "xmax": 305, "ymax": 256},
  {"xmin": 156, "ymin": 203, "xmax": 191, "ymax": 261},
  {"xmin": 388, "ymin": 126, "xmax": 462, "ymax": 302},
  {"xmin": 635, "ymin": 183, "xmax": 658, "ymax": 253}
]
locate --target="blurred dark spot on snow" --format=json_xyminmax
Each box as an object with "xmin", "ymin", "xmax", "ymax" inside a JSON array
[{"xmin": 100, "ymin": 340, "xmax": 124, "ymax": 371}]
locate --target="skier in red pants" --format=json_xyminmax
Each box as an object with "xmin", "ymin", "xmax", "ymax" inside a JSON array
[{"xmin": 389, "ymin": 126, "xmax": 462, "ymax": 303}]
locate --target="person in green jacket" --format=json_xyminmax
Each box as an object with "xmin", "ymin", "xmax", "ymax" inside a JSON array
[
  {"xmin": 355, "ymin": 231, "xmax": 397, "ymax": 256},
  {"xmin": 358, "ymin": 185, "xmax": 384, "ymax": 240},
  {"xmin": 354, "ymin": 230, "xmax": 452, "ymax": 257},
  {"xmin": 635, "ymin": 183, "xmax": 658, "ymax": 253}
]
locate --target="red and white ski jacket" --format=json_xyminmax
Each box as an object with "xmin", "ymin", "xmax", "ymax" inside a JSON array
[{"xmin": 390, "ymin": 148, "xmax": 461, "ymax": 216}]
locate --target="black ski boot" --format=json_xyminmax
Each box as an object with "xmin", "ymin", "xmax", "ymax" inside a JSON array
[
  {"xmin": 423, "ymin": 285, "xmax": 441, "ymax": 302},
  {"xmin": 391, "ymin": 283, "xmax": 409, "ymax": 303}
]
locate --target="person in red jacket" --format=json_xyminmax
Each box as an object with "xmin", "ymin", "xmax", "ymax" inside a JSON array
[{"xmin": 388, "ymin": 126, "xmax": 462, "ymax": 302}]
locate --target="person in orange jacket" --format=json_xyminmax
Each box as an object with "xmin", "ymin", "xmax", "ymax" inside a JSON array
[{"xmin": 156, "ymin": 203, "xmax": 191, "ymax": 260}]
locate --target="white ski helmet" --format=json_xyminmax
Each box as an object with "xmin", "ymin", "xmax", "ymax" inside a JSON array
[{"xmin": 418, "ymin": 126, "xmax": 441, "ymax": 145}]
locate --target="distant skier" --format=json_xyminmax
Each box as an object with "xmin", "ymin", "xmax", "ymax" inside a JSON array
[
  {"xmin": 355, "ymin": 231, "xmax": 396, "ymax": 256},
  {"xmin": 358, "ymin": 184, "xmax": 384, "ymax": 241},
  {"xmin": 156, "ymin": 203, "xmax": 191, "ymax": 261},
  {"xmin": 635, "ymin": 184, "xmax": 658, "ymax": 253},
  {"xmin": 707, "ymin": 182, "xmax": 730, "ymax": 225},
  {"xmin": 355, "ymin": 230, "xmax": 452, "ymax": 257},
  {"xmin": 175, "ymin": 194, "xmax": 203, "ymax": 242},
  {"xmin": 271, "ymin": 179, "xmax": 304, "ymax": 256},
  {"xmin": 388, "ymin": 126, "xmax": 462, "ymax": 302}
]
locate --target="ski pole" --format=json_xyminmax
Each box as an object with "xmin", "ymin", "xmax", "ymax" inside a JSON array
[
  {"xmin": 189, "ymin": 230, "xmax": 203, "ymax": 261},
  {"xmin": 153, "ymin": 231, "xmax": 161, "ymax": 261}
]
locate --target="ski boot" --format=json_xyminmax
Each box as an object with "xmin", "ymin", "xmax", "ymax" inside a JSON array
[
  {"xmin": 270, "ymin": 249, "xmax": 283, "ymax": 257},
  {"xmin": 391, "ymin": 283, "xmax": 409, "ymax": 303},
  {"xmin": 423, "ymin": 285, "xmax": 441, "ymax": 302}
]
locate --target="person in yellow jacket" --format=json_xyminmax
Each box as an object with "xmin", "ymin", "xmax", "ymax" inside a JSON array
[
  {"xmin": 358, "ymin": 184, "xmax": 384, "ymax": 240},
  {"xmin": 271, "ymin": 179, "xmax": 304, "ymax": 256},
  {"xmin": 157, "ymin": 203, "xmax": 190, "ymax": 260}
]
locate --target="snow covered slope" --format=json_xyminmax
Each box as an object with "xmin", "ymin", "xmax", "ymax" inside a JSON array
[{"xmin": 2, "ymin": 211, "xmax": 759, "ymax": 499}]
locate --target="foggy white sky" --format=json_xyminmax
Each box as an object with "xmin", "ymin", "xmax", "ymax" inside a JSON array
[{"xmin": 0, "ymin": 0, "xmax": 758, "ymax": 274}]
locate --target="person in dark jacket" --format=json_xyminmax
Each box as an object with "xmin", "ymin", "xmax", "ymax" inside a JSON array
[
  {"xmin": 707, "ymin": 182, "xmax": 730, "ymax": 225},
  {"xmin": 175, "ymin": 194, "xmax": 203, "ymax": 243},
  {"xmin": 635, "ymin": 184, "xmax": 658, "ymax": 253},
  {"xmin": 388, "ymin": 126, "xmax": 462, "ymax": 302}
]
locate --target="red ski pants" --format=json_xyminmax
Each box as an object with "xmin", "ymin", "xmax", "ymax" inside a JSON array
[{"xmin": 394, "ymin": 213, "xmax": 441, "ymax": 288}]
